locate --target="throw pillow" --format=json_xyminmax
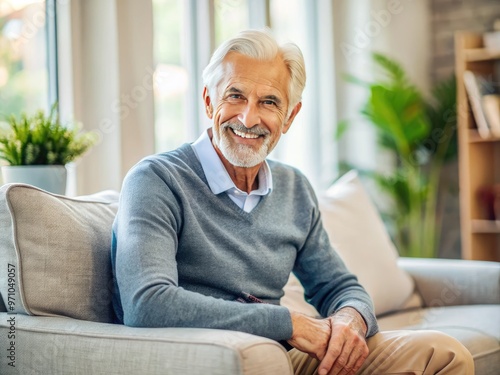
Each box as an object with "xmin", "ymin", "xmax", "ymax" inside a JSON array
[
  {"xmin": 0, "ymin": 184, "xmax": 119, "ymax": 323},
  {"xmin": 319, "ymin": 170, "xmax": 418, "ymax": 316}
]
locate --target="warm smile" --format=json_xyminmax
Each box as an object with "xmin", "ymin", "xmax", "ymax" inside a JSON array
[{"xmin": 232, "ymin": 128, "xmax": 261, "ymax": 139}]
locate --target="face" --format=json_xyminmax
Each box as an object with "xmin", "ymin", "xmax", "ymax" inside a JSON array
[{"xmin": 204, "ymin": 52, "xmax": 301, "ymax": 168}]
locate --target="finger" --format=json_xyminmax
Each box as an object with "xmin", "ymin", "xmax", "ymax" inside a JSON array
[
  {"xmin": 333, "ymin": 347, "xmax": 363, "ymax": 375},
  {"xmin": 319, "ymin": 321, "xmax": 353, "ymax": 375},
  {"xmin": 334, "ymin": 336, "xmax": 369, "ymax": 375},
  {"xmin": 328, "ymin": 339, "xmax": 356, "ymax": 375},
  {"xmin": 317, "ymin": 340, "xmax": 344, "ymax": 375},
  {"xmin": 329, "ymin": 332, "xmax": 368, "ymax": 375},
  {"xmin": 350, "ymin": 344, "xmax": 369, "ymax": 374}
]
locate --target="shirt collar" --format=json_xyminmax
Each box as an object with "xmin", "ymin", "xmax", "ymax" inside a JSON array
[{"xmin": 191, "ymin": 128, "xmax": 273, "ymax": 196}]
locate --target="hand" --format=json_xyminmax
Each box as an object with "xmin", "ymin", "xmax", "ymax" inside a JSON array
[
  {"xmin": 318, "ymin": 307, "xmax": 369, "ymax": 375},
  {"xmin": 287, "ymin": 311, "xmax": 332, "ymax": 360}
]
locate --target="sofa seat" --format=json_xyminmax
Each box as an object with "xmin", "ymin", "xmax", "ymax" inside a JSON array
[
  {"xmin": 377, "ymin": 305, "xmax": 500, "ymax": 375},
  {"xmin": 1, "ymin": 181, "xmax": 499, "ymax": 375},
  {"xmin": 1, "ymin": 314, "xmax": 292, "ymax": 375}
]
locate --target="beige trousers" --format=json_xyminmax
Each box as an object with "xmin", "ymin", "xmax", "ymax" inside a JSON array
[{"xmin": 289, "ymin": 330, "xmax": 474, "ymax": 374}]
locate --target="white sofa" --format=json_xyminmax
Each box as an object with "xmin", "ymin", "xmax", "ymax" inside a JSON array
[{"xmin": 0, "ymin": 173, "xmax": 498, "ymax": 375}]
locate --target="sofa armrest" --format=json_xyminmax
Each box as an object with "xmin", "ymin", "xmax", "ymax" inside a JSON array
[
  {"xmin": 397, "ymin": 257, "xmax": 500, "ymax": 307},
  {"xmin": 0, "ymin": 314, "xmax": 293, "ymax": 375}
]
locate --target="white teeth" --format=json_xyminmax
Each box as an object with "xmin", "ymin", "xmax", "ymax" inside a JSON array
[{"xmin": 233, "ymin": 129, "xmax": 260, "ymax": 139}]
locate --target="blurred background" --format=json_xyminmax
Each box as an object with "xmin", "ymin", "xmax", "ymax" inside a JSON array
[{"xmin": 1, "ymin": 0, "xmax": 499, "ymax": 260}]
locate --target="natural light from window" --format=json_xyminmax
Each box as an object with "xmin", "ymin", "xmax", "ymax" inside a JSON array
[
  {"xmin": 152, "ymin": 0, "xmax": 187, "ymax": 153},
  {"xmin": 151, "ymin": 0, "xmax": 336, "ymax": 190},
  {"xmin": 0, "ymin": 0, "xmax": 48, "ymax": 118},
  {"xmin": 214, "ymin": 0, "xmax": 249, "ymax": 46}
]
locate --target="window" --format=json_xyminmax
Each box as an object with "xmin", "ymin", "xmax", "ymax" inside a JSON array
[
  {"xmin": 152, "ymin": 0, "xmax": 336, "ymax": 190},
  {"xmin": 214, "ymin": 0, "xmax": 249, "ymax": 45},
  {"xmin": 269, "ymin": 0, "xmax": 337, "ymax": 189},
  {"xmin": 152, "ymin": 0, "xmax": 187, "ymax": 153},
  {"xmin": 268, "ymin": 0, "xmax": 312, "ymax": 170},
  {"xmin": 0, "ymin": 0, "xmax": 55, "ymax": 118}
]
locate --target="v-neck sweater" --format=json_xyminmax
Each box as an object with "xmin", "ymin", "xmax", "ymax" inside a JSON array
[
  {"xmin": 191, "ymin": 128, "xmax": 272, "ymax": 212},
  {"xmin": 111, "ymin": 143, "xmax": 378, "ymax": 341}
]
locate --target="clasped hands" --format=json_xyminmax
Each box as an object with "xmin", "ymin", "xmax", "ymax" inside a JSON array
[{"xmin": 287, "ymin": 307, "xmax": 369, "ymax": 375}]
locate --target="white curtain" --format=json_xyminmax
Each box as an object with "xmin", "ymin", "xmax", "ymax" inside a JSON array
[{"xmin": 57, "ymin": 0, "xmax": 155, "ymax": 195}]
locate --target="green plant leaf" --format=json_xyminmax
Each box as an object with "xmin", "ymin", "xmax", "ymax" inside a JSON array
[
  {"xmin": 335, "ymin": 119, "xmax": 350, "ymax": 140},
  {"xmin": 0, "ymin": 103, "xmax": 98, "ymax": 166},
  {"xmin": 336, "ymin": 53, "xmax": 458, "ymax": 258},
  {"xmin": 372, "ymin": 52, "xmax": 408, "ymax": 87},
  {"xmin": 343, "ymin": 73, "xmax": 372, "ymax": 88}
]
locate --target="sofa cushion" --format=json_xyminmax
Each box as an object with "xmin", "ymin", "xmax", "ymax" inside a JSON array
[
  {"xmin": 318, "ymin": 170, "xmax": 418, "ymax": 316},
  {"xmin": 282, "ymin": 171, "xmax": 419, "ymax": 317},
  {"xmin": 377, "ymin": 305, "xmax": 500, "ymax": 375},
  {"xmin": 0, "ymin": 184, "xmax": 119, "ymax": 323},
  {"xmin": 0, "ymin": 315, "xmax": 293, "ymax": 375},
  {"xmin": 281, "ymin": 273, "xmax": 321, "ymax": 317}
]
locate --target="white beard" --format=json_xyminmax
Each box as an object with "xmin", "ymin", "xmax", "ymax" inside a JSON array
[{"xmin": 213, "ymin": 123, "xmax": 272, "ymax": 168}]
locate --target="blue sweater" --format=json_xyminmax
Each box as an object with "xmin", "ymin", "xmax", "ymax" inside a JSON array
[{"xmin": 111, "ymin": 144, "xmax": 378, "ymax": 340}]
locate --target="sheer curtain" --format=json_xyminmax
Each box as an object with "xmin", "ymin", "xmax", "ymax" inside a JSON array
[
  {"xmin": 268, "ymin": 0, "xmax": 337, "ymax": 191},
  {"xmin": 57, "ymin": 0, "xmax": 155, "ymax": 195}
]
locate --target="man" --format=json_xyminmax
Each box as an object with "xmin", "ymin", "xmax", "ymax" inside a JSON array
[{"xmin": 111, "ymin": 29, "xmax": 474, "ymax": 374}]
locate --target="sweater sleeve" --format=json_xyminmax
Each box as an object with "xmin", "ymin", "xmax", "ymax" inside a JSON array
[
  {"xmin": 111, "ymin": 160, "xmax": 293, "ymax": 341},
  {"xmin": 292, "ymin": 184, "xmax": 379, "ymax": 338}
]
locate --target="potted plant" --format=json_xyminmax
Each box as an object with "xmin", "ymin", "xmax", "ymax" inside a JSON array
[
  {"xmin": 0, "ymin": 104, "xmax": 98, "ymax": 194},
  {"xmin": 337, "ymin": 53, "xmax": 458, "ymax": 258}
]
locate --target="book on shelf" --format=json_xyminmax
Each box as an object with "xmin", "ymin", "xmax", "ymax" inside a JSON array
[
  {"xmin": 463, "ymin": 70, "xmax": 500, "ymax": 138},
  {"xmin": 482, "ymin": 94, "xmax": 500, "ymax": 137}
]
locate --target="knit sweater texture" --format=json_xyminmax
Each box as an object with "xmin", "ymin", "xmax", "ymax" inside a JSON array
[{"xmin": 111, "ymin": 143, "xmax": 378, "ymax": 341}]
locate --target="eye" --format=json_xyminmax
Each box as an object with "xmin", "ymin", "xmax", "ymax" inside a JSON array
[
  {"xmin": 262, "ymin": 100, "xmax": 277, "ymax": 106},
  {"xmin": 228, "ymin": 94, "xmax": 244, "ymax": 100}
]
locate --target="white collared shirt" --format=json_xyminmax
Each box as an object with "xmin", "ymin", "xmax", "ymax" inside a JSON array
[{"xmin": 191, "ymin": 129, "xmax": 273, "ymax": 213}]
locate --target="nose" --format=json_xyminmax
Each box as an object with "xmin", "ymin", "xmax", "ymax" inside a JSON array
[{"xmin": 238, "ymin": 101, "xmax": 260, "ymax": 129}]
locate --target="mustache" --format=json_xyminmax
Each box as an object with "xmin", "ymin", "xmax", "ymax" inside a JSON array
[{"xmin": 221, "ymin": 121, "xmax": 270, "ymax": 136}]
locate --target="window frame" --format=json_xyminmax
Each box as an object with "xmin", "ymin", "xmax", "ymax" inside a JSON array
[
  {"xmin": 175, "ymin": 0, "xmax": 337, "ymax": 190},
  {"xmin": 46, "ymin": 0, "xmax": 59, "ymax": 110}
]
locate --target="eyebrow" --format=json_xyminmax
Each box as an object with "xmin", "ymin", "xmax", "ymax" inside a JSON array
[{"xmin": 225, "ymin": 87, "xmax": 243, "ymax": 95}]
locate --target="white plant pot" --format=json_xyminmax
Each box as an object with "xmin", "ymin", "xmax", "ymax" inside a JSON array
[{"xmin": 1, "ymin": 165, "xmax": 67, "ymax": 195}]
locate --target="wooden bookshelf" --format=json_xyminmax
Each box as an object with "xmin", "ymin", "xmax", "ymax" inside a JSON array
[
  {"xmin": 455, "ymin": 32, "xmax": 500, "ymax": 261},
  {"xmin": 464, "ymin": 48, "xmax": 500, "ymax": 62},
  {"xmin": 471, "ymin": 220, "xmax": 500, "ymax": 233},
  {"xmin": 468, "ymin": 130, "xmax": 500, "ymax": 143}
]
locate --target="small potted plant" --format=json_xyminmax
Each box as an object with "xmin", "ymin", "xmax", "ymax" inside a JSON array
[{"xmin": 0, "ymin": 104, "xmax": 98, "ymax": 194}]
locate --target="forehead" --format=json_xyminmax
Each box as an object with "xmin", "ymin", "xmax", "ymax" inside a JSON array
[{"xmin": 220, "ymin": 52, "xmax": 290, "ymax": 98}]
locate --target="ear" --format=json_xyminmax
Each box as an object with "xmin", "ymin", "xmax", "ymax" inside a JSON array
[
  {"xmin": 282, "ymin": 102, "xmax": 302, "ymax": 134},
  {"xmin": 203, "ymin": 87, "xmax": 213, "ymax": 119}
]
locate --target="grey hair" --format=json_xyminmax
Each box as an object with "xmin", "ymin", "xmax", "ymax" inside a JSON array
[{"xmin": 202, "ymin": 29, "xmax": 306, "ymax": 116}]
